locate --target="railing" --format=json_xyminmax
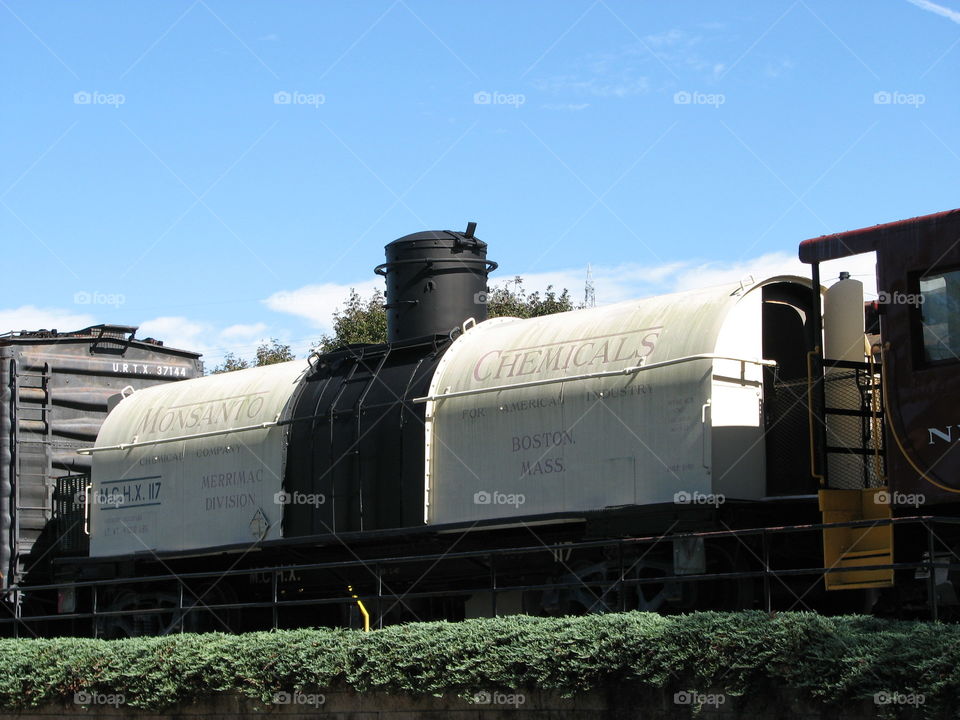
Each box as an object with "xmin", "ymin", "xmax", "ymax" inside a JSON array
[
  {"xmin": 2, "ymin": 515, "xmax": 959, "ymax": 637},
  {"xmin": 414, "ymin": 354, "xmax": 776, "ymax": 403},
  {"xmin": 820, "ymin": 359, "xmax": 885, "ymax": 490}
]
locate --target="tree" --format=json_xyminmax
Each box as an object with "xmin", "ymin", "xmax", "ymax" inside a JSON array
[
  {"xmin": 212, "ymin": 353, "xmax": 250, "ymax": 373},
  {"xmin": 312, "ymin": 279, "xmax": 577, "ymax": 353},
  {"xmin": 211, "ymin": 338, "xmax": 294, "ymax": 374},
  {"xmin": 255, "ymin": 338, "xmax": 294, "ymax": 366},
  {"xmin": 486, "ymin": 276, "xmax": 576, "ymax": 319},
  {"xmin": 313, "ymin": 289, "xmax": 388, "ymax": 354}
]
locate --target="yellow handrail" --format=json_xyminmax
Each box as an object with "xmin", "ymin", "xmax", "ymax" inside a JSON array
[
  {"xmin": 347, "ymin": 585, "xmax": 371, "ymax": 632},
  {"xmin": 807, "ymin": 348, "xmax": 826, "ymax": 486}
]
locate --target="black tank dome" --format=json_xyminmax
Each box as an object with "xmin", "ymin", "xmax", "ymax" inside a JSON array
[{"xmin": 375, "ymin": 223, "xmax": 497, "ymax": 342}]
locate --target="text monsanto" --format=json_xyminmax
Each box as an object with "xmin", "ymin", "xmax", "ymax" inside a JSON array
[{"xmin": 133, "ymin": 394, "xmax": 267, "ymax": 437}]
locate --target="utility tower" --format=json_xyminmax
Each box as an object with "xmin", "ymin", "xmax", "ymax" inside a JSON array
[{"xmin": 584, "ymin": 263, "xmax": 596, "ymax": 308}]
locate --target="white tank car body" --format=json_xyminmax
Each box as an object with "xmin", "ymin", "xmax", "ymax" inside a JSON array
[
  {"xmin": 422, "ymin": 278, "xmax": 797, "ymax": 524},
  {"xmin": 87, "ymin": 277, "xmax": 807, "ymax": 553},
  {"xmin": 88, "ymin": 360, "xmax": 308, "ymax": 557}
]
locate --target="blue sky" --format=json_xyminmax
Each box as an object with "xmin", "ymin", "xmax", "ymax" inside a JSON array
[{"xmin": 2, "ymin": 0, "xmax": 958, "ymax": 365}]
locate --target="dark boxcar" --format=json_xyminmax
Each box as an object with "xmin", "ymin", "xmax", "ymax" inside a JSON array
[
  {"xmin": 801, "ymin": 208, "xmax": 960, "ymax": 505},
  {"xmin": 0, "ymin": 325, "xmax": 201, "ymax": 588}
]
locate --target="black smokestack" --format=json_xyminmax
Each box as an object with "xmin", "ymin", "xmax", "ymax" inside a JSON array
[{"xmin": 375, "ymin": 223, "xmax": 497, "ymax": 342}]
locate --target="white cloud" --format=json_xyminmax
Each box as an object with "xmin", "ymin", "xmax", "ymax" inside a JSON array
[
  {"xmin": 534, "ymin": 41, "xmax": 657, "ymax": 100},
  {"xmin": 137, "ymin": 316, "xmax": 303, "ymax": 369},
  {"xmin": 534, "ymin": 29, "xmax": 728, "ymax": 101},
  {"xmin": 535, "ymin": 74, "xmax": 649, "ymax": 98},
  {"xmin": 1, "ymin": 252, "xmax": 880, "ymax": 377},
  {"xmin": 138, "ymin": 316, "xmax": 212, "ymax": 353},
  {"xmin": 490, "ymin": 251, "xmax": 878, "ymax": 307},
  {"xmin": 764, "ymin": 58, "xmax": 795, "ymax": 78},
  {"xmin": 263, "ymin": 280, "xmax": 381, "ymax": 329},
  {"xmin": 905, "ymin": 0, "xmax": 960, "ymax": 24},
  {"xmin": 0, "ymin": 306, "xmax": 96, "ymax": 334},
  {"xmin": 261, "ymin": 251, "xmax": 880, "ymax": 339},
  {"xmin": 643, "ymin": 28, "xmax": 694, "ymax": 48},
  {"xmin": 638, "ymin": 28, "xmax": 726, "ymax": 80},
  {"xmin": 497, "ymin": 261, "xmax": 688, "ymax": 306},
  {"xmin": 822, "ymin": 253, "xmax": 879, "ymax": 298},
  {"xmin": 220, "ymin": 322, "xmax": 268, "ymax": 340},
  {"xmin": 671, "ymin": 252, "xmax": 877, "ymax": 297},
  {"xmin": 542, "ymin": 102, "xmax": 591, "ymax": 111},
  {"xmin": 0, "ymin": 307, "xmax": 307, "ymax": 370}
]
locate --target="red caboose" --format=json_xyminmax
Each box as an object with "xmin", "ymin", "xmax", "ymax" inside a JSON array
[{"xmin": 802, "ymin": 208, "xmax": 960, "ymax": 599}]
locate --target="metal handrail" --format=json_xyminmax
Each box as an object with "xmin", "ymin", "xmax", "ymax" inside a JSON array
[
  {"xmin": 2, "ymin": 515, "xmax": 957, "ymax": 633},
  {"xmin": 414, "ymin": 354, "xmax": 776, "ymax": 403},
  {"xmin": 77, "ymin": 417, "xmax": 281, "ymax": 454}
]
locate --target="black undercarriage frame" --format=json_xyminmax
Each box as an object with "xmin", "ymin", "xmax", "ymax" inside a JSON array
[{"xmin": 3, "ymin": 513, "xmax": 959, "ymax": 637}]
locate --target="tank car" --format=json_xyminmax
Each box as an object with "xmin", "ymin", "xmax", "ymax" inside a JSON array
[{"xmin": 6, "ymin": 209, "xmax": 960, "ymax": 636}]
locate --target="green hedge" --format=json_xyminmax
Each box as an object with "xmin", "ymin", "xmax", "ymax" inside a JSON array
[{"xmin": 0, "ymin": 612, "xmax": 957, "ymax": 716}]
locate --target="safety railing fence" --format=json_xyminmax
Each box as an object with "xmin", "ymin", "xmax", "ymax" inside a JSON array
[{"xmin": 2, "ymin": 515, "xmax": 958, "ymax": 637}]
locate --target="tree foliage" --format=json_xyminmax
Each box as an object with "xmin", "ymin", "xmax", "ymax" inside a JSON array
[
  {"xmin": 211, "ymin": 339, "xmax": 294, "ymax": 374},
  {"xmin": 313, "ymin": 289, "xmax": 389, "ymax": 354},
  {"xmin": 313, "ymin": 279, "xmax": 577, "ymax": 353},
  {"xmin": 212, "ymin": 353, "xmax": 250, "ymax": 374},
  {"xmin": 486, "ymin": 276, "xmax": 577, "ymax": 319},
  {"xmin": 210, "ymin": 279, "xmax": 579, "ymax": 367},
  {"xmin": 254, "ymin": 339, "xmax": 294, "ymax": 366}
]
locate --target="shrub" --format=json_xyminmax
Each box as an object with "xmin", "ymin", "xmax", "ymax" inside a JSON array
[{"xmin": 0, "ymin": 612, "xmax": 956, "ymax": 717}]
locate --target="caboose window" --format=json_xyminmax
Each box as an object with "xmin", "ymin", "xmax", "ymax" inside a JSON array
[{"xmin": 919, "ymin": 269, "xmax": 960, "ymax": 363}]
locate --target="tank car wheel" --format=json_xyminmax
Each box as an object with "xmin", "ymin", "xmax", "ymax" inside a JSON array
[
  {"xmin": 96, "ymin": 591, "xmax": 183, "ymax": 638},
  {"xmin": 96, "ymin": 585, "xmax": 238, "ymax": 638},
  {"xmin": 535, "ymin": 546, "xmax": 753, "ymax": 616},
  {"xmin": 538, "ymin": 559, "xmax": 680, "ymax": 615},
  {"xmin": 539, "ymin": 562, "xmax": 617, "ymax": 615},
  {"xmin": 96, "ymin": 591, "xmax": 141, "ymax": 639},
  {"xmin": 619, "ymin": 558, "xmax": 682, "ymax": 613},
  {"xmin": 684, "ymin": 543, "xmax": 755, "ymax": 611},
  {"xmin": 176, "ymin": 582, "xmax": 240, "ymax": 634}
]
